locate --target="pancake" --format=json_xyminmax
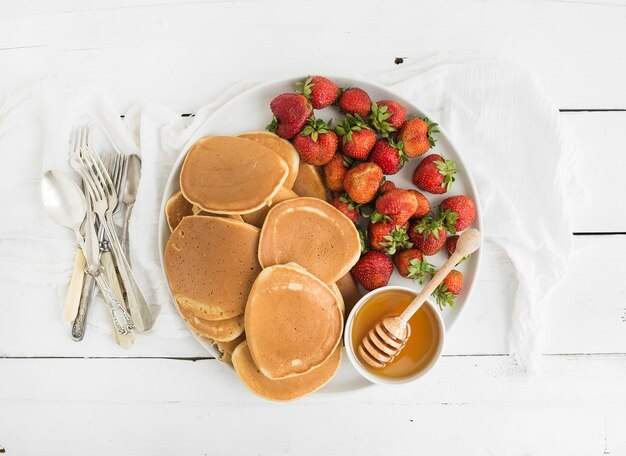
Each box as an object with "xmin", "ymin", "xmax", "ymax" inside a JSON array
[
  {"xmin": 165, "ymin": 191, "xmax": 194, "ymax": 231},
  {"xmin": 191, "ymin": 204, "xmax": 244, "ymax": 221},
  {"xmin": 258, "ymin": 197, "xmax": 361, "ymax": 284},
  {"xmin": 238, "ymin": 131, "xmax": 299, "ymax": 189},
  {"xmin": 164, "ymin": 215, "xmax": 261, "ymax": 320},
  {"xmin": 335, "ymin": 272, "xmax": 362, "ymax": 317},
  {"xmin": 233, "ymin": 341, "xmax": 341, "ymax": 402},
  {"xmin": 330, "ymin": 283, "xmax": 345, "ymax": 316},
  {"xmin": 292, "ymin": 163, "xmax": 328, "ymax": 201},
  {"xmin": 180, "ymin": 136, "xmax": 288, "ymax": 214},
  {"xmin": 241, "ymin": 187, "xmax": 298, "ymax": 229},
  {"xmin": 178, "ymin": 302, "xmax": 244, "ymax": 342},
  {"xmin": 245, "ymin": 263, "xmax": 343, "ymax": 379},
  {"xmin": 201, "ymin": 334, "xmax": 246, "ymax": 364}
]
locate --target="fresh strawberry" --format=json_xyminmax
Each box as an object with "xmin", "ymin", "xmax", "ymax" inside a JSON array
[
  {"xmin": 351, "ymin": 251, "xmax": 394, "ymax": 291},
  {"xmin": 397, "ymin": 117, "xmax": 439, "ymax": 157},
  {"xmin": 292, "ymin": 118, "xmax": 337, "ymax": 165},
  {"xmin": 378, "ymin": 179, "xmax": 396, "ymax": 195},
  {"xmin": 373, "ymin": 188, "xmax": 418, "ymax": 227},
  {"xmin": 267, "ymin": 93, "xmax": 313, "ymax": 139},
  {"xmin": 368, "ymin": 138, "xmax": 407, "ymax": 175},
  {"xmin": 343, "ymin": 162, "xmax": 383, "ymax": 204},
  {"xmin": 445, "ymin": 235, "xmax": 470, "ymax": 265},
  {"xmin": 338, "ymin": 88, "xmax": 372, "ymax": 117},
  {"xmin": 295, "ymin": 75, "xmax": 339, "ymax": 109},
  {"xmin": 323, "ymin": 154, "xmax": 350, "ymax": 192},
  {"xmin": 433, "ymin": 270, "xmax": 463, "ymax": 309},
  {"xmin": 440, "ymin": 195, "xmax": 476, "ymax": 233},
  {"xmin": 412, "ymin": 154, "xmax": 457, "ymax": 194},
  {"xmin": 335, "ymin": 115, "xmax": 377, "ymax": 160},
  {"xmin": 330, "ymin": 195, "xmax": 359, "ymax": 223},
  {"xmin": 408, "ymin": 189, "xmax": 430, "ymax": 219},
  {"xmin": 393, "ymin": 248, "xmax": 435, "ymax": 284},
  {"xmin": 370, "ymin": 100, "xmax": 407, "ymax": 135},
  {"xmin": 409, "ymin": 213, "xmax": 447, "ymax": 255},
  {"xmin": 368, "ymin": 220, "xmax": 412, "ymax": 255},
  {"xmin": 445, "ymin": 235, "xmax": 458, "ymax": 257}
]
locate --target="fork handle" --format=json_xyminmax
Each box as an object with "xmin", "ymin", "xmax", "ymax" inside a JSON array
[
  {"xmin": 64, "ymin": 249, "xmax": 86, "ymax": 323},
  {"xmin": 71, "ymin": 273, "xmax": 95, "ymax": 341},
  {"xmin": 120, "ymin": 203, "xmax": 134, "ymax": 261},
  {"xmin": 92, "ymin": 271, "xmax": 134, "ymax": 335},
  {"xmin": 101, "ymin": 251, "xmax": 135, "ymax": 348}
]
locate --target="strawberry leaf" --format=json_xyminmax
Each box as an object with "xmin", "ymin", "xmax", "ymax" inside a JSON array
[
  {"xmin": 407, "ymin": 258, "xmax": 436, "ymax": 284},
  {"xmin": 432, "ymin": 284, "xmax": 456, "ymax": 309},
  {"xmin": 266, "ymin": 116, "xmax": 278, "ymax": 133},
  {"xmin": 433, "ymin": 158, "xmax": 457, "ymax": 192},
  {"xmin": 295, "ymin": 76, "xmax": 313, "ymax": 99}
]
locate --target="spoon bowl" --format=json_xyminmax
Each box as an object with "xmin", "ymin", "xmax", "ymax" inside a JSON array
[{"xmin": 41, "ymin": 170, "xmax": 87, "ymax": 232}]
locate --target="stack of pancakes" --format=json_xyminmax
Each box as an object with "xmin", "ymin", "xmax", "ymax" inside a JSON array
[{"xmin": 164, "ymin": 133, "xmax": 362, "ymax": 401}]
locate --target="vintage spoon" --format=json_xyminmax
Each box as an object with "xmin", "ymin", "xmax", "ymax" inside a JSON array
[
  {"xmin": 41, "ymin": 170, "xmax": 87, "ymax": 246},
  {"xmin": 358, "ymin": 228, "xmax": 482, "ymax": 369},
  {"xmin": 120, "ymin": 153, "xmax": 141, "ymax": 260}
]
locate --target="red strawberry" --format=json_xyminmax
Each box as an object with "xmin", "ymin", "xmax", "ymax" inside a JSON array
[
  {"xmin": 378, "ymin": 179, "xmax": 396, "ymax": 195},
  {"xmin": 408, "ymin": 189, "xmax": 430, "ymax": 219},
  {"xmin": 330, "ymin": 195, "xmax": 359, "ymax": 223},
  {"xmin": 368, "ymin": 220, "xmax": 412, "ymax": 255},
  {"xmin": 445, "ymin": 235, "xmax": 470, "ymax": 265},
  {"xmin": 323, "ymin": 154, "xmax": 350, "ymax": 192},
  {"xmin": 267, "ymin": 93, "xmax": 313, "ymax": 139},
  {"xmin": 440, "ymin": 195, "xmax": 476, "ymax": 233},
  {"xmin": 368, "ymin": 138, "xmax": 407, "ymax": 175},
  {"xmin": 397, "ymin": 117, "xmax": 439, "ymax": 158},
  {"xmin": 373, "ymin": 188, "xmax": 418, "ymax": 227},
  {"xmin": 292, "ymin": 118, "xmax": 337, "ymax": 165},
  {"xmin": 344, "ymin": 162, "xmax": 383, "ymax": 204},
  {"xmin": 412, "ymin": 154, "xmax": 457, "ymax": 194},
  {"xmin": 393, "ymin": 248, "xmax": 435, "ymax": 284},
  {"xmin": 445, "ymin": 235, "xmax": 458, "ymax": 257},
  {"xmin": 335, "ymin": 115, "xmax": 376, "ymax": 160},
  {"xmin": 296, "ymin": 75, "xmax": 339, "ymax": 109},
  {"xmin": 351, "ymin": 250, "xmax": 394, "ymax": 291},
  {"xmin": 370, "ymin": 100, "xmax": 407, "ymax": 135},
  {"xmin": 338, "ymin": 88, "xmax": 372, "ymax": 117},
  {"xmin": 433, "ymin": 270, "xmax": 463, "ymax": 309},
  {"xmin": 409, "ymin": 213, "xmax": 447, "ymax": 255}
]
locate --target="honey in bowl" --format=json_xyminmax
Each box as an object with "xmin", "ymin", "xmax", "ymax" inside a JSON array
[{"xmin": 350, "ymin": 288, "xmax": 442, "ymax": 379}]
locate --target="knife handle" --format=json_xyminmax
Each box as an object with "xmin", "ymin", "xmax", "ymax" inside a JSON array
[
  {"xmin": 71, "ymin": 272, "xmax": 95, "ymax": 341},
  {"xmin": 101, "ymin": 251, "xmax": 135, "ymax": 348},
  {"xmin": 64, "ymin": 249, "xmax": 86, "ymax": 323}
]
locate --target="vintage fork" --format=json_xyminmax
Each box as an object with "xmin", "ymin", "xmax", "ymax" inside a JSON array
[
  {"xmin": 75, "ymin": 133, "xmax": 155, "ymax": 331},
  {"xmin": 68, "ymin": 128, "xmax": 134, "ymax": 335}
]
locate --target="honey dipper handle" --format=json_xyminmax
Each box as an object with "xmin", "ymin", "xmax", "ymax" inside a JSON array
[{"xmin": 400, "ymin": 229, "xmax": 482, "ymax": 322}]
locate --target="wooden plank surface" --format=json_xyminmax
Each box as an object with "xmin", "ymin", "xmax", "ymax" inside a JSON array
[
  {"xmin": 1, "ymin": 355, "xmax": 625, "ymax": 455},
  {"xmin": 1, "ymin": 0, "xmax": 626, "ymax": 111}
]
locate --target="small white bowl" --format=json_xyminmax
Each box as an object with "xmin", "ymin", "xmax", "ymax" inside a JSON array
[{"xmin": 344, "ymin": 285, "xmax": 446, "ymax": 385}]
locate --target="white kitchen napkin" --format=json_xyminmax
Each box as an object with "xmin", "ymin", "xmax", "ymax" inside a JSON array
[{"xmin": 0, "ymin": 54, "xmax": 583, "ymax": 371}]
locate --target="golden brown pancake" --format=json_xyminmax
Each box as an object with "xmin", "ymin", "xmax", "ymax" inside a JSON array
[
  {"xmin": 165, "ymin": 191, "xmax": 194, "ymax": 231},
  {"xmin": 233, "ymin": 341, "xmax": 341, "ymax": 402},
  {"xmin": 292, "ymin": 163, "xmax": 328, "ymax": 201},
  {"xmin": 164, "ymin": 216, "xmax": 261, "ymax": 320},
  {"xmin": 238, "ymin": 131, "xmax": 299, "ymax": 189},
  {"xmin": 335, "ymin": 272, "xmax": 362, "ymax": 317},
  {"xmin": 258, "ymin": 197, "xmax": 361, "ymax": 284},
  {"xmin": 178, "ymin": 302, "xmax": 244, "ymax": 342},
  {"xmin": 241, "ymin": 186, "xmax": 298, "ymax": 228},
  {"xmin": 245, "ymin": 263, "xmax": 343, "ymax": 379},
  {"xmin": 180, "ymin": 136, "xmax": 288, "ymax": 214},
  {"xmin": 201, "ymin": 334, "xmax": 246, "ymax": 364},
  {"xmin": 330, "ymin": 283, "xmax": 345, "ymax": 316},
  {"xmin": 191, "ymin": 204, "xmax": 244, "ymax": 221}
]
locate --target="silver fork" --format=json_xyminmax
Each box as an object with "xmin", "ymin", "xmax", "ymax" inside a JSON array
[
  {"xmin": 75, "ymin": 134, "xmax": 155, "ymax": 331},
  {"xmin": 68, "ymin": 128, "xmax": 134, "ymax": 335}
]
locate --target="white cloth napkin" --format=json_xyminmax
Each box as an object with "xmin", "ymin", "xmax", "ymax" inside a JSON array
[{"xmin": 0, "ymin": 54, "xmax": 583, "ymax": 371}]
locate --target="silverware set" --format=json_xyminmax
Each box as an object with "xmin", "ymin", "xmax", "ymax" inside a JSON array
[{"xmin": 41, "ymin": 125, "xmax": 156, "ymax": 346}]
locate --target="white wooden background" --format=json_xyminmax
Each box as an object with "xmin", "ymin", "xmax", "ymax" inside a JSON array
[{"xmin": 2, "ymin": 1, "xmax": 626, "ymax": 454}]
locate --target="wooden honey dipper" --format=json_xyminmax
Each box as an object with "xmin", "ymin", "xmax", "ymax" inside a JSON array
[{"xmin": 358, "ymin": 228, "xmax": 482, "ymax": 369}]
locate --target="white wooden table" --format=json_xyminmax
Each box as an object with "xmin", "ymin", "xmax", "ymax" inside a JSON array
[{"xmin": 2, "ymin": 1, "xmax": 626, "ymax": 454}]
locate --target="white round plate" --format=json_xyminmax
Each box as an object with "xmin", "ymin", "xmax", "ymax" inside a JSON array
[{"xmin": 158, "ymin": 75, "xmax": 482, "ymax": 391}]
